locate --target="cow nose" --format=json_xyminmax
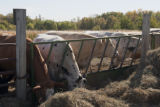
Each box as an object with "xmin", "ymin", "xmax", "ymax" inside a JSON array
[
  {"xmin": 83, "ymin": 78, "xmax": 87, "ymax": 84},
  {"xmin": 76, "ymin": 76, "xmax": 83, "ymax": 83}
]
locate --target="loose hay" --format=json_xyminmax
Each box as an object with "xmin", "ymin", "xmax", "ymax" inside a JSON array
[
  {"xmin": 40, "ymin": 47, "xmax": 160, "ymax": 107},
  {"xmin": 40, "ymin": 88, "xmax": 128, "ymax": 107}
]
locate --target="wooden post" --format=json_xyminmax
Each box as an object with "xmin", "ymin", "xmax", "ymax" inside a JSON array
[
  {"xmin": 14, "ymin": 9, "xmax": 26, "ymax": 100},
  {"xmin": 151, "ymin": 33, "xmax": 155, "ymax": 49},
  {"xmin": 140, "ymin": 13, "xmax": 151, "ymax": 69}
]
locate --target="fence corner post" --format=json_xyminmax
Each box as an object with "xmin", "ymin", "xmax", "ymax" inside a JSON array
[
  {"xmin": 14, "ymin": 9, "xmax": 27, "ymax": 100},
  {"xmin": 140, "ymin": 13, "xmax": 151, "ymax": 69}
]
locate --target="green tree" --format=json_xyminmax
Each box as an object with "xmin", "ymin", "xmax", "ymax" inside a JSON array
[
  {"xmin": 57, "ymin": 21, "xmax": 77, "ymax": 30},
  {"xmin": 44, "ymin": 20, "xmax": 57, "ymax": 30},
  {"xmin": 0, "ymin": 24, "xmax": 6, "ymax": 30},
  {"xmin": 79, "ymin": 17, "xmax": 94, "ymax": 29},
  {"xmin": 27, "ymin": 23, "xmax": 34, "ymax": 30}
]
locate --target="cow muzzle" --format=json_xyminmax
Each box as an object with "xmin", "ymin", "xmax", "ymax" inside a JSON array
[{"xmin": 75, "ymin": 76, "xmax": 87, "ymax": 87}]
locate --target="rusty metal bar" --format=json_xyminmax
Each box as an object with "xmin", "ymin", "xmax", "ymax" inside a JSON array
[
  {"xmin": 0, "ymin": 81, "xmax": 15, "ymax": 88},
  {"xmin": 61, "ymin": 42, "xmax": 70, "ymax": 66},
  {"xmin": 33, "ymin": 35, "xmax": 141, "ymax": 45},
  {"xmin": 0, "ymin": 70, "xmax": 15, "ymax": 75},
  {"xmin": 151, "ymin": 33, "xmax": 155, "ymax": 49},
  {"xmin": 77, "ymin": 40, "xmax": 84, "ymax": 61},
  {"xmin": 130, "ymin": 36, "xmax": 141, "ymax": 66},
  {"xmin": 85, "ymin": 39, "xmax": 97, "ymax": 74},
  {"xmin": 46, "ymin": 43, "xmax": 54, "ymax": 64},
  {"xmin": 109, "ymin": 38, "xmax": 120, "ymax": 69},
  {"xmin": 120, "ymin": 37, "xmax": 131, "ymax": 68},
  {"xmin": 30, "ymin": 43, "xmax": 35, "ymax": 87},
  {"xmin": 0, "ymin": 58, "xmax": 16, "ymax": 62},
  {"xmin": 0, "ymin": 43, "xmax": 16, "ymax": 46},
  {"xmin": 97, "ymin": 38, "xmax": 109, "ymax": 71}
]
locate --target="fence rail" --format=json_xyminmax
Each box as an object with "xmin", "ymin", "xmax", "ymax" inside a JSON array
[{"xmin": 30, "ymin": 34, "xmax": 143, "ymax": 77}]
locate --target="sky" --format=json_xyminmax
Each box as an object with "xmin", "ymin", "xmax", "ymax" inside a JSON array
[{"xmin": 0, "ymin": 0, "xmax": 160, "ymax": 21}]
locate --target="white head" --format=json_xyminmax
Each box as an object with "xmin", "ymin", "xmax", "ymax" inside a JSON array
[
  {"xmin": 36, "ymin": 34, "xmax": 86, "ymax": 90},
  {"xmin": 59, "ymin": 43, "xmax": 86, "ymax": 90}
]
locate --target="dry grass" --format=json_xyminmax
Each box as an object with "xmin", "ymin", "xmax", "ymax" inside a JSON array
[
  {"xmin": 40, "ymin": 47, "xmax": 160, "ymax": 107},
  {"xmin": 40, "ymin": 88, "xmax": 128, "ymax": 107},
  {"xmin": 0, "ymin": 30, "xmax": 47, "ymax": 40}
]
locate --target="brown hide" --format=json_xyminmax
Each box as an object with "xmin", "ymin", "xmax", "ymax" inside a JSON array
[{"xmin": 0, "ymin": 35, "xmax": 63, "ymax": 101}]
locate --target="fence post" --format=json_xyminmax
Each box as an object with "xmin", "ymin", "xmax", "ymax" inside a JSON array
[
  {"xmin": 151, "ymin": 33, "xmax": 155, "ymax": 49},
  {"xmin": 140, "ymin": 13, "xmax": 151, "ymax": 69},
  {"xmin": 14, "ymin": 9, "xmax": 26, "ymax": 100}
]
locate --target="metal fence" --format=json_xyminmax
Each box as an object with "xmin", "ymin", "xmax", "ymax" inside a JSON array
[{"xmin": 31, "ymin": 34, "xmax": 142, "ymax": 78}]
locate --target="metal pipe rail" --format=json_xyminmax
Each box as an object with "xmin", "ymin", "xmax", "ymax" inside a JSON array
[
  {"xmin": 0, "ymin": 58, "xmax": 16, "ymax": 62},
  {"xmin": 30, "ymin": 34, "xmax": 142, "ymax": 79},
  {"xmin": 0, "ymin": 43, "xmax": 16, "ymax": 46},
  {"xmin": 0, "ymin": 70, "xmax": 15, "ymax": 75},
  {"xmin": 33, "ymin": 34, "xmax": 141, "ymax": 45}
]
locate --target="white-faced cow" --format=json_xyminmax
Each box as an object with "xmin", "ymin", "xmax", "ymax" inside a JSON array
[
  {"xmin": 33, "ymin": 34, "xmax": 86, "ymax": 90},
  {"xmin": 46, "ymin": 31, "xmax": 120, "ymax": 69}
]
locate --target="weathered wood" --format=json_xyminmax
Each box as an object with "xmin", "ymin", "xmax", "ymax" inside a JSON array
[
  {"xmin": 140, "ymin": 13, "xmax": 151, "ymax": 69},
  {"xmin": 14, "ymin": 9, "xmax": 26, "ymax": 100}
]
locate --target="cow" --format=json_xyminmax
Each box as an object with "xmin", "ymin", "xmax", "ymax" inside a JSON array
[
  {"xmin": 84, "ymin": 31, "xmax": 113, "ymax": 37},
  {"xmin": 46, "ymin": 31, "xmax": 120, "ymax": 69},
  {"xmin": 84, "ymin": 31, "xmax": 142, "ymax": 64},
  {"xmin": 110, "ymin": 33, "xmax": 142, "ymax": 59},
  {"xmin": 0, "ymin": 35, "xmax": 64, "ymax": 102},
  {"xmin": 33, "ymin": 34, "xmax": 86, "ymax": 90}
]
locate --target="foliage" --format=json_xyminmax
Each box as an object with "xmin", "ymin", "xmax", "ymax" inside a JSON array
[{"xmin": 0, "ymin": 10, "xmax": 160, "ymax": 30}]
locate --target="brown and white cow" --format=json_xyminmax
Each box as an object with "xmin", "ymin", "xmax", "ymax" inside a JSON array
[
  {"xmin": 0, "ymin": 35, "xmax": 63, "ymax": 102},
  {"xmin": 33, "ymin": 34, "xmax": 86, "ymax": 90},
  {"xmin": 46, "ymin": 31, "xmax": 120, "ymax": 69}
]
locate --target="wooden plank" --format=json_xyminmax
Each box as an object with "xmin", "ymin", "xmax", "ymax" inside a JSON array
[
  {"xmin": 140, "ymin": 13, "xmax": 151, "ymax": 69},
  {"xmin": 14, "ymin": 9, "xmax": 27, "ymax": 100}
]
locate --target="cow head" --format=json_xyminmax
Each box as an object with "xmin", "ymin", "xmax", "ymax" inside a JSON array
[
  {"xmin": 59, "ymin": 43, "xmax": 86, "ymax": 90},
  {"xmin": 48, "ymin": 41, "xmax": 86, "ymax": 90}
]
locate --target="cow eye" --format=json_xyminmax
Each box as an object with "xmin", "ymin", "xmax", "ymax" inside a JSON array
[{"xmin": 62, "ymin": 67, "xmax": 69, "ymax": 75}]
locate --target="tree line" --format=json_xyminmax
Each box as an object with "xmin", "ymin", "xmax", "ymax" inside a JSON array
[{"xmin": 0, "ymin": 9, "xmax": 160, "ymax": 30}]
